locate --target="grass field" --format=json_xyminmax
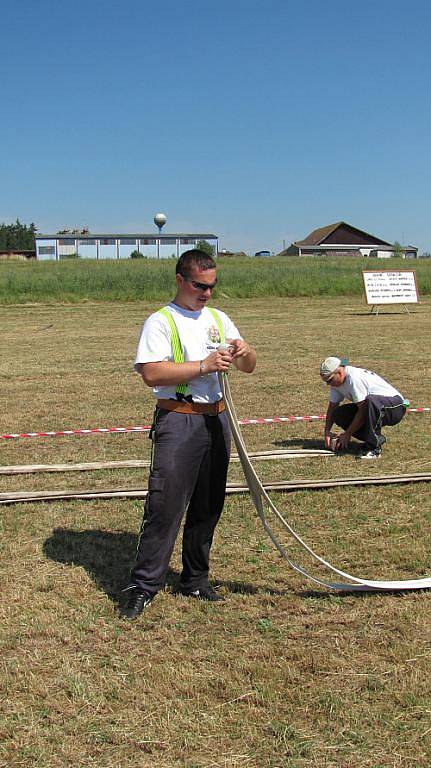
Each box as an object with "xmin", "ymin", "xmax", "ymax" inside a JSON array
[
  {"xmin": 1, "ymin": 294, "xmax": 430, "ymax": 768},
  {"xmin": 0, "ymin": 255, "xmax": 430, "ymax": 303}
]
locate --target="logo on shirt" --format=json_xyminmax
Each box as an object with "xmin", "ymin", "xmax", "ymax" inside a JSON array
[{"xmin": 208, "ymin": 325, "xmax": 221, "ymax": 344}]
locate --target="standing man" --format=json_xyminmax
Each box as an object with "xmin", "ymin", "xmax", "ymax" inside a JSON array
[
  {"xmin": 320, "ymin": 356, "xmax": 408, "ymax": 459},
  {"xmin": 120, "ymin": 249, "xmax": 256, "ymax": 620}
]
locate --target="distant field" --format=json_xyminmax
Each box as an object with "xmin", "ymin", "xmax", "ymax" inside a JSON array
[
  {"xmin": 1, "ymin": 296, "xmax": 430, "ymax": 767},
  {"xmin": 0, "ymin": 255, "xmax": 430, "ymax": 303}
]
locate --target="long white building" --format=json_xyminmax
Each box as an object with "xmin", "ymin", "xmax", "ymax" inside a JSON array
[{"xmin": 35, "ymin": 232, "xmax": 218, "ymax": 261}]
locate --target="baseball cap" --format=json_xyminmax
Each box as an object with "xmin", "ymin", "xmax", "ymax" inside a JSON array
[{"xmin": 320, "ymin": 356, "xmax": 348, "ymax": 381}]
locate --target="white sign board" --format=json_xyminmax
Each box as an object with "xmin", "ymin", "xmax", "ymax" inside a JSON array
[{"xmin": 362, "ymin": 270, "xmax": 419, "ymax": 306}]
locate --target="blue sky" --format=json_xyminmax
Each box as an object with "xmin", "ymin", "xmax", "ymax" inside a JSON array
[{"xmin": 2, "ymin": 0, "xmax": 431, "ymax": 253}]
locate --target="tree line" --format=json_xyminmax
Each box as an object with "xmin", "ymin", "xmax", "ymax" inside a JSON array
[{"xmin": 0, "ymin": 220, "xmax": 37, "ymax": 251}]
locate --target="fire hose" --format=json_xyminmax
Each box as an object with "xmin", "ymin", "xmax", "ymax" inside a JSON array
[{"xmin": 219, "ymin": 370, "xmax": 431, "ymax": 593}]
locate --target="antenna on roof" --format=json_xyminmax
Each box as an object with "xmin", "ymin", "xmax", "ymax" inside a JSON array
[{"xmin": 154, "ymin": 213, "xmax": 167, "ymax": 234}]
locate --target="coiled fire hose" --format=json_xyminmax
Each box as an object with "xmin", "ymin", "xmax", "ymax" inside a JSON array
[{"xmin": 219, "ymin": 368, "xmax": 431, "ymax": 592}]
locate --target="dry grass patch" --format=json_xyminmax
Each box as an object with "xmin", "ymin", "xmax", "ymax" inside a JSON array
[{"xmin": 1, "ymin": 296, "xmax": 430, "ymax": 768}]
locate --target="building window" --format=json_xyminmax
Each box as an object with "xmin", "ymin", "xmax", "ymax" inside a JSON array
[
  {"xmin": 79, "ymin": 239, "xmax": 96, "ymax": 246},
  {"xmin": 100, "ymin": 239, "xmax": 115, "ymax": 245},
  {"xmin": 140, "ymin": 238, "xmax": 156, "ymax": 245},
  {"xmin": 58, "ymin": 239, "xmax": 75, "ymax": 246},
  {"xmin": 39, "ymin": 246, "xmax": 55, "ymax": 255}
]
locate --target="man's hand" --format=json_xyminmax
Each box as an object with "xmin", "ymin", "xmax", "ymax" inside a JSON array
[
  {"xmin": 201, "ymin": 347, "xmax": 233, "ymax": 374},
  {"xmin": 324, "ymin": 433, "xmax": 333, "ymax": 450},
  {"xmin": 225, "ymin": 338, "xmax": 257, "ymax": 373},
  {"xmin": 335, "ymin": 432, "xmax": 351, "ymax": 451},
  {"xmin": 227, "ymin": 338, "xmax": 252, "ymax": 359}
]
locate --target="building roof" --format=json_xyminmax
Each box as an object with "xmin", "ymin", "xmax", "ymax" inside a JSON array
[
  {"xmin": 36, "ymin": 232, "xmax": 217, "ymax": 240},
  {"xmin": 294, "ymin": 221, "xmax": 392, "ymax": 247}
]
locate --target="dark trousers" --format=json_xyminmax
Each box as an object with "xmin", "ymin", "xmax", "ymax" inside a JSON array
[
  {"xmin": 333, "ymin": 394, "xmax": 406, "ymax": 449},
  {"xmin": 130, "ymin": 408, "xmax": 231, "ymax": 596}
]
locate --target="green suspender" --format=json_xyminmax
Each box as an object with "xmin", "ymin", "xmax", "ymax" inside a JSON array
[
  {"xmin": 208, "ymin": 307, "xmax": 225, "ymax": 345},
  {"xmin": 158, "ymin": 306, "xmax": 225, "ymax": 398},
  {"xmin": 159, "ymin": 307, "xmax": 187, "ymax": 396}
]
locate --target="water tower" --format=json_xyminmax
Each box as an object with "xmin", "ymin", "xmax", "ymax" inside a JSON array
[
  {"xmin": 154, "ymin": 213, "xmax": 167, "ymax": 234},
  {"xmin": 154, "ymin": 213, "xmax": 167, "ymax": 259}
]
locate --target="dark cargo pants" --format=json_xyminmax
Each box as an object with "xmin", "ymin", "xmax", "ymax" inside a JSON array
[
  {"xmin": 129, "ymin": 407, "xmax": 231, "ymax": 596},
  {"xmin": 333, "ymin": 394, "xmax": 406, "ymax": 449}
]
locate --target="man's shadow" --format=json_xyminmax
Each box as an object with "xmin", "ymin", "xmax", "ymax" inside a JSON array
[
  {"xmin": 273, "ymin": 437, "xmax": 325, "ymax": 450},
  {"xmin": 43, "ymin": 528, "xmax": 138, "ymax": 603},
  {"xmin": 273, "ymin": 437, "xmax": 361, "ymax": 455},
  {"xmin": 43, "ymin": 528, "xmax": 274, "ymax": 604}
]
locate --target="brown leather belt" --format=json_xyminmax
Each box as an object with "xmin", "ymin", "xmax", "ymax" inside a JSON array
[{"xmin": 156, "ymin": 398, "xmax": 225, "ymax": 415}]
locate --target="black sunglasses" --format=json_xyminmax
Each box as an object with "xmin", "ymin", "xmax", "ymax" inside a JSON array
[{"xmin": 187, "ymin": 279, "xmax": 218, "ymax": 292}]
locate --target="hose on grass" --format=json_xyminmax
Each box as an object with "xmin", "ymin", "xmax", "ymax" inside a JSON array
[{"xmin": 219, "ymin": 370, "xmax": 431, "ymax": 593}]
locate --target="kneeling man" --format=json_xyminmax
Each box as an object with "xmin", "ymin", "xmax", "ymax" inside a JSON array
[{"xmin": 320, "ymin": 356, "xmax": 408, "ymax": 459}]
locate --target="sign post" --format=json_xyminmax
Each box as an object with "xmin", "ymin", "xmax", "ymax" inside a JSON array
[{"xmin": 362, "ymin": 270, "xmax": 419, "ymax": 314}]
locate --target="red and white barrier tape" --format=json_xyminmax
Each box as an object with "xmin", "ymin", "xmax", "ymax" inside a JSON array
[{"xmin": 0, "ymin": 408, "xmax": 428, "ymax": 441}]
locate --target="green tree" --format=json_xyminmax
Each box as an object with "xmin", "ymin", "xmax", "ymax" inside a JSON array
[
  {"xmin": 0, "ymin": 220, "xmax": 37, "ymax": 250},
  {"xmin": 195, "ymin": 239, "xmax": 215, "ymax": 257},
  {"xmin": 393, "ymin": 241, "xmax": 403, "ymax": 258}
]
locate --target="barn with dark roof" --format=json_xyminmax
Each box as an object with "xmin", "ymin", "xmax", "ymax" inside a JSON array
[{"xmin": 279, "ymin": 222, "xmax": 418, "ymax": 259}]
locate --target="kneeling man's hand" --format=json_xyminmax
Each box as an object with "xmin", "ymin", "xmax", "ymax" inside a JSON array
[{"xmin": 335, "ymin": 432, "xmax": 351, "ymax": 451}]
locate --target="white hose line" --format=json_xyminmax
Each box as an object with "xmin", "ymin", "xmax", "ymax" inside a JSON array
[
  {"xmin": 0, "ymin": 449, "xmax": 334, "ymax": 476},
  {"xmin": 0, "ymin": 475, "xmax": 429, "ymax": 505},
  {"xmin": 220, "ymin": 373, "xmax": 431, "ymax": 592}
]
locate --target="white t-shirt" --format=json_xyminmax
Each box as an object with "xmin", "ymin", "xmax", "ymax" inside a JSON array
[
  {"xmin": 329, "ymin": 365, "xmax": 403, "ymax": 405},
  {"xmin": 135, "ymin": 303, "xmax": 241, "ymax": 403}
]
